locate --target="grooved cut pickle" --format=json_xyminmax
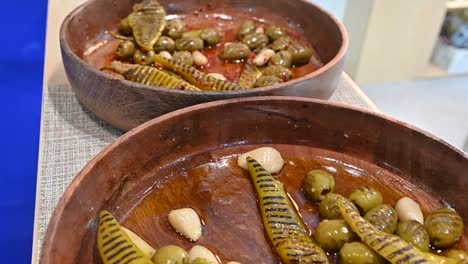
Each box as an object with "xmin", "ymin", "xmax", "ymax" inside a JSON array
[
  {"xmin": 238, "ymin": 63, "xmax": 262, "ymax": 89},
  {"xmin": 128, "ymin": 0, "xmax": 166, "ymax": 51},
  {"xmin": 98, "ymin": 210, "xmax": 153, "ymax": 264},
  {"xmin": 246, "ymin": 156, "xmax": 329, "ymax": 264},
  {"xmin": 154, "ymin": 54, "xmax": 241, "ymax": 91},
  {"xmin": 335, "ymin": 195, "xmax": 458, "ymax": 264},
  {"xmin": 108, "ymin": 61, "xmax": 201, "ymax": 91}
]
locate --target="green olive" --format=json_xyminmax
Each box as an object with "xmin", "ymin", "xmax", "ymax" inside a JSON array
[
  {"xmin": 265, "ymin": 25, "xmax": 286, "ymax": 41},
  {"xmin": 340, "ymin": 242, "xmax": 385, "ymax": 264},
  {"xmin": 238, "ymin": 20, "xmax": 256, "ymax": 39},
  {"xmin": 151, "ymin": 245, "xmax": 188, "ymax": 264},
  {"xmin": 242, "ymin": 33, "xmax": 269, "ymax": 50},
  {"xmin": 313, "ymin": 219, "xmax": 358, "ymax": 252},
  {"xmin": 133, "ymin": 50, "xmax": 155, "ymax": 66},
  {"xmin": 172, "ymin": 51, "xmax": 194, "ymax": 66},
  {"xmin": 320, "ymin": 193, "xmax": 342, "ymax": 219},
  {"xmin": 182, "ymin": 30, "xmax": 202, "ymax": 38},
  {"xmin": 446, "ymin": 250, "xmax": 468, "ymax": 262},
  {"xmin": 364, "ymin": 204, "xmax": 398, "ymax": 234},
  {"xmin": 115, "ymin": 40, "xmax": 135, "ymax": 60},
  {"xmin": 271, "ymin": 37, "xmax": 291, "ymax": 51},
  {"xmin": 254, "ymin": 75, "xmax": 283, "ymax": 88},
  {"xmin": 262, "ymin": 65, "xmax": 292, "ymax": 81},
  {"xmin": 288, "ymin": 45, "xmax": 314, "ymax": 65},
  {"xmin": 154, "ymin": 36, "xmax": 175, "ymax": 53},
  {"xmin": 119, "ymin": 17, "xmax": 133, "ymax": 36},
  {"xmin": 396, "ymin": 220, "xmax": 430, "ymax": 252},
  {"xmin": 165, "ymin": 19, "xmax": 185, "ymax": 39},
  {"xmin": 319, "ymin": 194, "xmax": 360, "ymax": 220},
  {"xmin": 349, "ymin": 186, "xmax": 383, "ymax": 214},
  {"xmin": 269, "ymin": 50, "xmax": 293, "ymax": 68},
  {"xmin": 200, "ymin": 28, "xmax": 222, "ymax": 46},
  {"xmin": 219, "ymin": 43, "xmax": 251, "ymax": 62},
  {"xmin": 191, "ymin": 258, "xmax": 213, "ymax": 264},
  {"xmin": 425, "ymin": 208, "xmax": 464, "ymax": 248},
  {"xmin": 303, "ymin": 170, "xmax": 335, "ymax": 202},
  {"xmin": 175, "ymin": 37, "xmax": 204, "ymax": 51}
]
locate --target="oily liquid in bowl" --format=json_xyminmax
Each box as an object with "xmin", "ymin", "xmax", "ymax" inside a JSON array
[
  {"xmin": 90, "ymin": 144, "xmax": 468, "ymax": 263},
  {"xmin": 84, "ymin": 10, "xmax": 324, "ymax": 83}
]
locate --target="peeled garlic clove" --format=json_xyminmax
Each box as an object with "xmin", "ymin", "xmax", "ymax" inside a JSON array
[
  {"xmin": 189, "ymin": 245, "xmax": 220, "ymax": 264},
  {"xmin": 237, "ymin": 147, "xmax": 284, "ymax": 173},
  {"xmin": 207, "ymin": 73, "xmax": 226, "ymax": 80},
  {"xmin": 122, "ymin": 226, "xmax": 157, "ymax": 258},
  {"xmin": 253, "ymin": 49, "xmax": 275, "ymax": 66},
  {"xmin": 395, "ymin": 197, "xmax": 424, "ymax": 224},
  {"xmin": 192, "ymin": 51, "xmax": 208, "ymax": 66},
  {"xmin": 168, "ymin": 208, "xmax": 202, "ymax": 241},
  {"xmin": 158, "ymin": 51, "xmax": 172, "ymax": 60}
]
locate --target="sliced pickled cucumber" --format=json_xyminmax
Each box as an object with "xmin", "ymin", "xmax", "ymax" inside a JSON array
[
  {"xmin": 98, "ymin": 210, "xmax": 153, "ymax": 264},
  {"xmin": 128, "ymin": 0, "xmax": 166, "ymax": 51},
  {"xmin": 246, "ymin": 157, "xmax": 329, "ymax": 264},
  {"xmin": 238, "ymin": 63, "xmax": 262, "ymax": 89},
  {"xmin": 336, "ymin": 195, "xmax": 458, "ymax": 264},
  {"xmin": 108, "ymin": 61, "xmax": 201, "ymax": 91},
  {"xmin": 154, "ymin": 54, "xmax": 241, "ymax": 91}
]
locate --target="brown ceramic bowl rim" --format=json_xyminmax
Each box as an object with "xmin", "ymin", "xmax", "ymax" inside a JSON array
[
  {"xmin": 41, "ymin": 96, "xmax": 467, "ymax": 262},
  {"xmin": 59, "ymin": 0, "xmax": 348, "ymax": 95}
]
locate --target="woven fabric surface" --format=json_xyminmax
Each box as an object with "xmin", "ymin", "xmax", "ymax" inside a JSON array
[{"xmin": 35, "ymin": 76, "xmax": 374, "ymax": 261}]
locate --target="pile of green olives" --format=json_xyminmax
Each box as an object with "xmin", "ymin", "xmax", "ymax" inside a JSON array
[
  {"xmin": 115, "ymin": 17, "xmax": 221, "ymax": 68},
  {"xmin": 219, "ymin": 19, "xmax": 316, "ymax": 87},
  {"xmin": 302, "ymin": 169, "xmax": 467, "ymax": 263},
  {"xmin": 112, "ymin": 13, "xmax": 319, "ymax": 89},
  {"xmin": 219, "ymin": 20, "xmax": 314, "ymax": 64}
]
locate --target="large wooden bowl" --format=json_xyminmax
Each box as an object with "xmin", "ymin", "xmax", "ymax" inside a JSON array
[
  {"xmin": 60, "ymin": 0, "xmax": 348, "ymax": 131},
  {"xmin": 40, "ymin": 97, "xmax": 468, "ymax": 263}
]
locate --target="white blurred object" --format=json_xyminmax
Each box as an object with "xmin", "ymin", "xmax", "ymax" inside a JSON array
[
  {"xmin": 451, "ymin": 24, "xmax": 468, "ymax": 48},
  {"xmin": 237, "ymin": 147, "xmax": 285, "ymax": 173},
  {"xmin": 432, "ymin": 38, "xmax": 468, "ymax": 74},
  {"xmin": 189, "ymin": 246, "xmax": 220, "ymax": 264},
  {"xmin": 395, "ymin": 197, "xmax": 424, "ymax": 224},
  {"xmin": 168, "ymin": 208, "xmax": 203, "ymax": 241}
]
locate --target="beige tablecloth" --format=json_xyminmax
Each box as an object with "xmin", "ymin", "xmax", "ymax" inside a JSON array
[{"xmin": 32, "ymin": 0, "xmax": 379, "ymax": 262}]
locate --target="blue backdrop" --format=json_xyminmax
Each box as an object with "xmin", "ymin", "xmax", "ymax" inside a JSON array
[{"xmin": 0, "ymin": 0, "xmax": 46, "ymax": 262}]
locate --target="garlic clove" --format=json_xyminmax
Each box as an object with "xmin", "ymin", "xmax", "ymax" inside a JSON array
[
  {"xmin": 237, "ymin": 147, "xmax": 284, "ymax": 173},
  {"xmin": 158, "ymin": 51, "xmax": 172, "ymax": 60},
  {"xmin": 122, "ymin": 226, "xmax": 157, "ymax": 258},
  {"xmin": 395, "ymin": 197, "xmax": 424, "ymax": 224},
  {"xmin": 192, "ymin": 51, "xmax": 209, "ymax": 66},
  {"xmin": 168, "ymin": 208, "xmax": 202, "ymax": 241},
  {"xmin": 253, "ymin": 49, "xmax": 275, "ymax": 66},
  {"xmin": 189, "ymin": 245, "xmax": 220, "ymax": 264},
  {"xmin": 226, "ymin": 262, "xmax": 242, "ymax": 264}
]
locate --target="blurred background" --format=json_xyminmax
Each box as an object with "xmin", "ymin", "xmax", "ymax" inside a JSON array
[
  {"xmin": 0, "ymin": 0, "xmax": 46, "ymax": 262},
  {"xmin": 314, "ymin": 0, "xmax": 468, "ymax": 152},
  {"xmin": 1, "ymin": 0, "xmax": 467, "ymax": 262}
]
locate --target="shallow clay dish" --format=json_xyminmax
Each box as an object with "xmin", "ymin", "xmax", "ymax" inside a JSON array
[
  {"xmin": 40, "ymin": 97, "xmax": 467, "ymax": 263},
  {"xmin": 60, "ymin": 0, "xmax": 348, "ymax": 131}
]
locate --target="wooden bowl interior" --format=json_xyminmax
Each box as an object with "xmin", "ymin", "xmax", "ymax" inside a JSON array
[
  {"xmin": 64, "ymin": 0, "xmax": 343, "ymax": 64},
  {"xmin": 41, "ymin": 97, "xmax": 468, "ymax": 263}
]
